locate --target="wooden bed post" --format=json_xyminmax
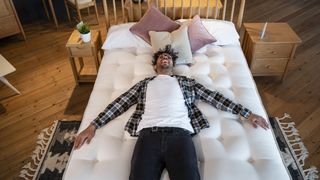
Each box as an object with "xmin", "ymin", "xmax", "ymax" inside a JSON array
[
  {"xmin": 138, "ymin": 0, "xmax": 142, "ymax": 19},
  {"xmin": 189, "ymin": 0, "xmax": 193, "ymax": 19},
  {"xmin": 112, "ymin": 0, "xmax": 117, "ymax": 24},
  {"xmin": 237, "ymin": 0, "xmax": 246, "ymax": 30},
  {"xmin": 172, "ymin": 0, "xmax": 176, "ymax": 19},
  {"xmin": 102, "ymin": 0, "xmax": 110, "ymax": 29},
  {"xmin": 230, "ymin": 0, "xmax": 236, "ymax": 22},
  {"xmin": 222, "ymin": 0, "xmax": 227, "ymax": 20},
  {"xmin": 214, "ymin": 0, "xmax": 219, "ymax": 19},
  {"xmin": 206, "ymin": 0, "xmax": 210, "ymax": 19},
  {"xmin": 121, "ymin": 0, "xmax": 126, "ymax": 22},
  {"xmin": 181, "ymin": 0, "xmax": 184, "ymax": 19}
]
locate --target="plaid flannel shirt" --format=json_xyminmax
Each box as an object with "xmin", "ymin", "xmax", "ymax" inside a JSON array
[{"xmin": 91, "ymin": 75, "xmax": 252, "ymax": 136}]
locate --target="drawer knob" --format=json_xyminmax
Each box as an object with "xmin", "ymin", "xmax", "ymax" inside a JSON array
[
  {"xmin": 271, "ymin": 51, "xmax": 277, "ymax": 55},
  {"xmin": 265, "ymin": 65, "xmax": 271, "ymax": 69}
]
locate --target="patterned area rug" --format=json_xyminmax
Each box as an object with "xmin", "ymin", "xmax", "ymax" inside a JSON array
[
  {"xmin": 19, "ymin": 116, "xmax": 318, "ymax": 180},
  {"xmin": 269, "ymin": 114, "xmax": 318, "ymax": 180},
  {"xmin": 19, "ymin": 121, "xmax": 80, "ymax": 180}
]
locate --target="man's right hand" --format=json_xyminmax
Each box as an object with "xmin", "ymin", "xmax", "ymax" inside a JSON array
[{"xmin": 74, "ymin": 124, "xmax": 96, "ymax": 150}]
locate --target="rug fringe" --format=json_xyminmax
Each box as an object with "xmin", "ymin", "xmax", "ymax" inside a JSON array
[
  {"xmin": 276, "ymin": 113, "xmax": 319, "ymax": 180},
  {"xmin": 305, "ymin": 166, "xmax": 319, "ymax": 180},
  {"xmin": 19, "ymin": 121, "xmax": 59, "ymax": 180}
]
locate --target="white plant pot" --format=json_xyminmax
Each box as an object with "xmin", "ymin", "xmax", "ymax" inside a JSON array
[{"xmin": 80, "ymin": 31, "xmax": 91, "ymax": 43}]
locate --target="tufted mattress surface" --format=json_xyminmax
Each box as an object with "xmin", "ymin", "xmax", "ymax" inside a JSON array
[{"xmin": 64, "ymin": 45, "xmax": 290, "ymax": 180}]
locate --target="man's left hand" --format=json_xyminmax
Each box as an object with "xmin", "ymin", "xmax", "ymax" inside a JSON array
[{"xmin": 247, "ymin": 113, "xmax": 269, "ymax": 130}]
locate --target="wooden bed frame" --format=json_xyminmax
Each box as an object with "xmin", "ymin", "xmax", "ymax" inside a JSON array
[{"xmin": 101, "ymin": 0, "xmax": 245, "ymax": 30}]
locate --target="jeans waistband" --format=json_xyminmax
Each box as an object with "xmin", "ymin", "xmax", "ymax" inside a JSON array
[{"xmin": 140, "ymin": 127, "xmax": 190, "ymax": 135}]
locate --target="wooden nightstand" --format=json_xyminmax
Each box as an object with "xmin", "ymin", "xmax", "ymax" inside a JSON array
[
  {"xmin": 241, "ymin": 23, "xmax": 301, "ymax": 80},
  {"xmin": 66, "ymin": 30, "xmax": 103, "ymax": 84}
]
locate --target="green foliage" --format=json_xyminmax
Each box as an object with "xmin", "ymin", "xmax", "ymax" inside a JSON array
[{"xmin": 76, "ymin": 21, "xmax": 90, "ymax": 34}]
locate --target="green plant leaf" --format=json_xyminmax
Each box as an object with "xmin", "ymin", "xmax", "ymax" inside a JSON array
[{"xmin": 76, "ymin": 21, "xmax": 90, "ymax": 34}]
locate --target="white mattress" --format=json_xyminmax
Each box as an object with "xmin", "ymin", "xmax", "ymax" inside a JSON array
[{"xmin": 64, "ymin": 43, "xmax": 290, "ymax": 179}]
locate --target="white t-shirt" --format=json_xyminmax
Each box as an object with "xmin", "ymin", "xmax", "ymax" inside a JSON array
[{"xmin": 137, "ymin": 75, "xmax": 194, "ymax": 133}]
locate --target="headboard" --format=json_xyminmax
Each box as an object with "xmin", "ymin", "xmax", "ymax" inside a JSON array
[{"xmin": 102, "ymin": 0, "xmax": 245, "ymax": 30}]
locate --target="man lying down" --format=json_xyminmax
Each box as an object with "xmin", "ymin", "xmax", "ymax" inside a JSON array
[{"xmin": 74, "ymin": 45, "xmax": 269, "ymax": 180}]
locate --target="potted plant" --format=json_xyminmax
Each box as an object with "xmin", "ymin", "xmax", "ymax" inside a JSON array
[{"xmin": 76, "ymin": 21, "xmax": 91, "ymax": 43}]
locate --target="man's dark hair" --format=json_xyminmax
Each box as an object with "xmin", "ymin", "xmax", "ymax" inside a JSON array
[{"xmin": 152, "ymin": 44, "xmax": 178, "ymax": 66}]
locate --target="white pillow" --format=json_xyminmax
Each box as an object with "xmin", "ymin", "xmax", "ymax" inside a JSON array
[
  {"xmin": 202, "ymin": 19, "xmax": 240, "ymax": 46},
  {"xmin": 102, "ymin": 19, "xmax": 240, "ymax": 50},
  {"xmin": 102, "ymin": 23, "xmax": 151, "ymax": 50},
  {"xmin": 149, "ymin": 25, "xmax": 193, "ymax": 65},
  {"xmin": 177, "ymin": 19, "xmax": 240, "ymax": 46}
]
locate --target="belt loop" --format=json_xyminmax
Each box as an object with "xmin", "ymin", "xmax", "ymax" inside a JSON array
[{"xmin": 151, "ymin": 126, "xmax": 158, "ymax": 132}]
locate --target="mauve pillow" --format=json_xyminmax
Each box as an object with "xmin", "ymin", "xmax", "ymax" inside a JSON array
[
  {"xmin": 129, "ymin": 5, "xmax": 180, "ymax": 44},
  {"xmin": 188, "ymin": 15, "xmax": 217, "ymax": 52}
]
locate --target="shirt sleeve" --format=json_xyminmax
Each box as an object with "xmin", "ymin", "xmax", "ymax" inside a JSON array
[
  {"xmin": 91, "ymin": 82, "xmax": 141, "ymax": 129},
  {"xmin": 194, "ymin": 80, "xmax": 252, "ymax": 119}
]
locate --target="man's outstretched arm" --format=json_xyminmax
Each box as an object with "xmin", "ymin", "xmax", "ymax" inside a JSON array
[
  {"xmin": 74, "ymin": 82, "xmax": 142, "ymax": 149},
  {"xmin": 194, "ymin": 81, "xmax": 269, "ymax": 130}
]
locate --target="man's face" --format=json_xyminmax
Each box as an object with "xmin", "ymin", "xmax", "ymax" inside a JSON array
[{"xmin": 155, "ymin": 53, "xmax": 173, "ymax": 70}]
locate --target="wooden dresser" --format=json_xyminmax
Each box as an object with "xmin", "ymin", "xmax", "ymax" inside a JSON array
[
  {"xmin": 241, "ymin": 23, "xmax": 301, "ymax": 80},
  {"xmin": 0, "ymin": 0, "xmax": 26, "ymax": 40}
]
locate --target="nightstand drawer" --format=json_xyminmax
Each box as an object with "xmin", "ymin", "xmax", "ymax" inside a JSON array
[
  {"xmin": 69, "ymin": 46, "xmax": 93, "ymax": 57},
  {"xmin": 255, "ymin": 44, "xmax": 293, "ymax": 58},
  {"xmin": 251, "ymin": 58, "xmax": 288, "ymax": 74}
]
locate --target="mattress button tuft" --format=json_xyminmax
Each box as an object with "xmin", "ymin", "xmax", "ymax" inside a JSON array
[
  {"xmin": 218, "ymin": 136, "xmax": 224, "ymax": 141},
  {"xmin": 248, "ymin": 158, "xmax": 254, "ymax": 163}
]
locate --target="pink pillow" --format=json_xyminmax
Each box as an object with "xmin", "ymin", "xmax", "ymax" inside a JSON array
[
  {"xmin": 188, "ymin": 15, "xmax": 217, "ymax": 52},
  {"xmin": 129, "ymin": 6, "xmax": 180, "ymax": 44}
]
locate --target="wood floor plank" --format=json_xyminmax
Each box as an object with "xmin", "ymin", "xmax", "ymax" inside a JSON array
[{"xmin": 0, "ymin": 72, "xmax": 75, "ymax": 126}]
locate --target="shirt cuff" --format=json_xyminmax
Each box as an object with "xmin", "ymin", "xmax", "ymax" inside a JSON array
[
  {"xmin": 90, "ymin": 119, "xmax": 100, "ymax": 129},
  {"xmin": 239, "ymin": 107, "xmax": 252, "ymax": 119}
]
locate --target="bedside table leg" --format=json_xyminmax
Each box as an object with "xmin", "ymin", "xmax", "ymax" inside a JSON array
[
  {"xmin": 0, "ymin": 103, "xmax": 6, "ymax": 114},
  {"xmin": 92, "ymin": 48, "xmax": 100, "ymax": 72},
  {"xmin": 282, "ymin": 45, "xmax": 298, "ymax": 82},
  {"xmin": 69, "ymin": 57, "xmax": 79, "ymax": 85},
  {"xmin": 280, "ymin": 74, "xmax": 285, "ymax": 82},
  {"xmin": 79, "ymin": 57, "xmax": 84, "ymax": 70},
  {"xmin": 100, "ymin": 49, "xmax": 104, "ymax": 61},
  {"xmin": 97, "ymin": 32, "xmax": 103, "ymax": 64}
]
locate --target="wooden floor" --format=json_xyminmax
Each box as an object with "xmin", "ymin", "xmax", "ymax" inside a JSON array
[{"xmin": 0, "ymin": 0, "xmax": 319, "ymax": 179}]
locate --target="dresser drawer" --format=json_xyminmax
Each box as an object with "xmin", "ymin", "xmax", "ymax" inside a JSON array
[
  {"xmin": 251, "ymin": 58, "xmax": 288, "ymax": 74},
  {"xmin": 69, "ymin": 46, "xmax": 93, "ymax": 57},
  {"xmin": 254, "ymin": 44, "xmax": 293, "ymax": 59},
  {"xmin": 0, "ymin": 15, "xmax": 20, "ymax": 38}
]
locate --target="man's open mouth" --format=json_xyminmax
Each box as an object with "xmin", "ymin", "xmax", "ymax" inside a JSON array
[{"xmin": 161, "ymin": 60, "xmax": 169, "ymax": 64}]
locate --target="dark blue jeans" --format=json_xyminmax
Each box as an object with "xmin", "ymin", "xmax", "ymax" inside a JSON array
[{"xmin": 129, "ymin": 127, "xmax": 200, "ymax": 180}]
